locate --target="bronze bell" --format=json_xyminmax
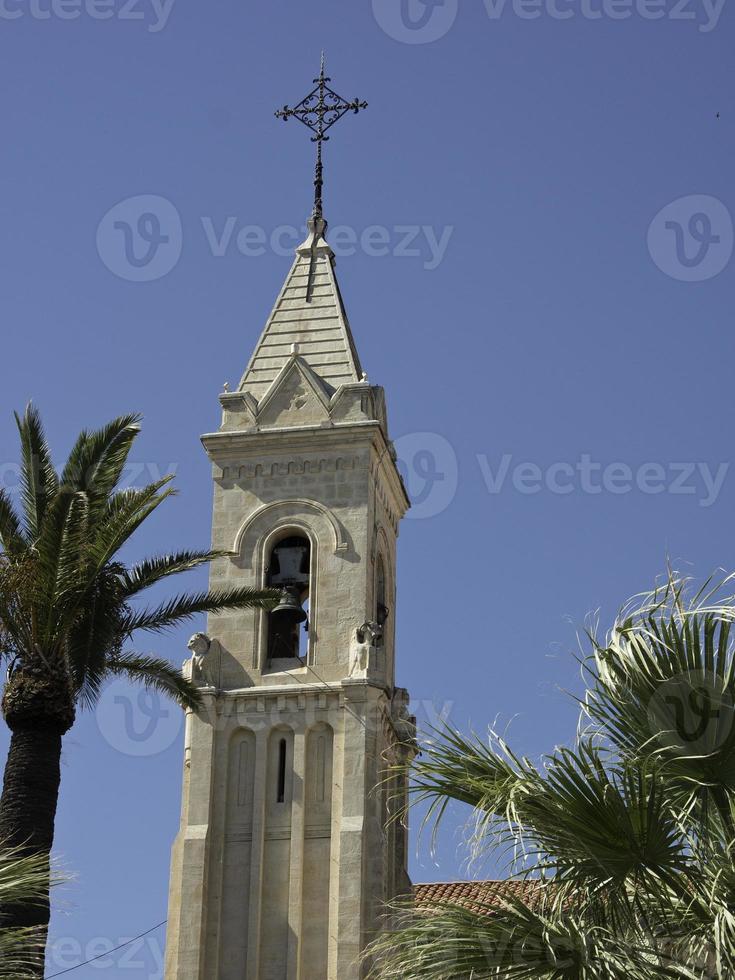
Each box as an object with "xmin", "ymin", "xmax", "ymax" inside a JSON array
[{"xmin": 271, "ymin": 587, "xmax": 307, "ymax": 627}]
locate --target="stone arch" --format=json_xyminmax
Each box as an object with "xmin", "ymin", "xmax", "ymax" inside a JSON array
[
  {"xmin": 234, "ymin": 500, "xmax": 348, "ymax": 670},
  {"xmin": 232, "ymin": 498, "xmax": 348, "ymax": 560},
  {"xmin": 373, "ymin": 525, "xmax": 395, "ymax": 609},
  {"xmin": 373, "ymin": 524, "xmax": 395, "ymax": 677}
]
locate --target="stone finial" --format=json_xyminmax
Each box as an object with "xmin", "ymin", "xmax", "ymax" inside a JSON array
[
  {"xmin": 296, "ymin": 215, "xmax": 333, "ymax": 257},
  {"xmin": 291, "ymin": 343, "xmax": 300, "ymax": 355},
  {"xmin": 223, "ymin": 381, "xmax": 230, "ymax": 393}
]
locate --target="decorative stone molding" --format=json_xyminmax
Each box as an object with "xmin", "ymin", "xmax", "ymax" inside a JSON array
[{"xmin": 229, "ymin": 455, "xmax": 362, "ymax": 480}]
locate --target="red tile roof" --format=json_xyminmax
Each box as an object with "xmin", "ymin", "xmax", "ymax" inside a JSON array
[{"xmin": 413, "ymin": 880, "xmax": 545, "ymax": 917}]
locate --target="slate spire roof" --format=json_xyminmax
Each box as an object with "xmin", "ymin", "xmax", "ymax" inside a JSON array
[{"xmin": 238, "ymin": 216, "xmax": 363, "ymax": 400}]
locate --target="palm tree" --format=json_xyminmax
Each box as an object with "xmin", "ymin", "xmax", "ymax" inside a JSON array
[
  {"xmin": 0, "ymin": 843, "xmax": 63, "ymax": 979},
  {"xmin": 370, "ymin": 574, "xmax": 735, "ymax": 978},
  {"xmin": 0, "ymin": 407, "xmax": 277, "ymax": 967}
]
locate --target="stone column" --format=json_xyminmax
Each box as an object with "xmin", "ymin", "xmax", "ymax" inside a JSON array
[{"xmin": 165, "ymin": 695, "xmax": 218, "ymax": 980}]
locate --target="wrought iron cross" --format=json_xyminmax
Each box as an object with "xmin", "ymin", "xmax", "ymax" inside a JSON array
[{"xmin": 275, "ymin": 55, "xmax": 368, "ymax": 220}]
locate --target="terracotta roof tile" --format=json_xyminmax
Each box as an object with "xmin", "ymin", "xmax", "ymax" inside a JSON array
[{"xmin": 413, "ymin": 880, "xmax": 546, "ymax": 917}]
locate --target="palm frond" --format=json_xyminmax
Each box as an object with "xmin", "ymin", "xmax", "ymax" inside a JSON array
[
  {"xmin": 13, "ymin": 404, "xmax": 59, "ymax": 541},
  {"xmin": 119, "ymin": 549, "xmax": 233, "ymax": 599},
  {"xmin": 373, "ymin": 573, "xmax": 735, "ymax": 979},
  {"xmin": 0, "ymin": 489, "xmax": 26, "ymax": 556},
  {"xmin": 584, "ymin": 575, "xmax": 735, "ymax": 836},
  {"xmin": 59, "ymin": 413, "xmax": 141, "ymax": 501},
  {"xmin": 0, "ymin": 843, "xmax": 65, "ymax": 980},
  {"xmin": 404, "ymin": 724, "xmax": 542, "ymax": 856},
  {"xmin": 42, "ymin": 480, "xmax": 176, "ymax": 650},
  {"xmin": 105, "ymin": 652, "xmax": 202, "ymax": 711},
  {"xmin": 81, "ymin": 479, "xmax": 176, "ymax": 575},
  {"xmin": 65, "ymin": 564, "xmax": 128, "ymax": 708},
  {"xmin": 119, "ymin": 586, "xmax": 280, "ymax": 636},
  {"xmin": 367, "ymin": 892, "xmax": 688, "ymax": 980},
  {"xmin": 29, "ymin": 485, "xmax": 80, "ymax": 646},
  {"xmin": 532, "ymin": 747, "xmax": 689, "ymax": 898}
]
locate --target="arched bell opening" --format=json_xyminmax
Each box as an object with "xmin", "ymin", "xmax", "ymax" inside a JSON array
[
  {"xmin": 266, "ymin": 533, "xmax": 311, "ymax": 665},
  {"xmin": 376, "ymin": 554, "xmax": 389, "ymax": 629}
]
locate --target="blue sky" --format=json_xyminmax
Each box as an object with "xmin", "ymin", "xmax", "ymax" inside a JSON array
[{"xmin": 0, "ymin": 0, "xmax": 733, "ymax": 974}]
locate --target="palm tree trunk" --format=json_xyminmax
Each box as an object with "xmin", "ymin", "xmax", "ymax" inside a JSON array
[{"xmin": 0, "ymin": 724, "xmax": 63, "ymax": 976}]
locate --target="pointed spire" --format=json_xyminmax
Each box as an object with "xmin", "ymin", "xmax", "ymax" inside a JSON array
[
  {"xmin": 238, "ymin": 221, "xmax": 363, "ymax": 399},
  {"xmin": 242, "ymin": 65, "xmax": 369, "ymax": 400}
]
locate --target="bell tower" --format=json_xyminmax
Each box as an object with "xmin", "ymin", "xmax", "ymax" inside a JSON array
[{"xmin": 164, "ymin": 64, "xmax": 415, "ymax": 980}]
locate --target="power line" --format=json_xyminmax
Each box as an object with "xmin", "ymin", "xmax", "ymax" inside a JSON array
[
  {"xmin": 46, "ymin": 920, "xmax": 166, "ymax": 978},
  {"xmin": 282, "ymin": 657, "xmax": 375, "ymax": 735}
]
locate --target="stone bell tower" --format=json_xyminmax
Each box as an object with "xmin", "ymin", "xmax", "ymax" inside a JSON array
[{"xmin": 164, "ymin": 64, "xmax": 415, "ymax": 980}]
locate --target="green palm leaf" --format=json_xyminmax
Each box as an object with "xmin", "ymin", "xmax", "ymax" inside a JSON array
[
  {"xmin": 0, "ymin": 408, "xmax": 280, "ymax": 958},
  {"xmin": 105, "ymin": 653, "xmax": 202, "ymax": 711},
  {"xmin": 13, "ymin": 405, "xmax": 59, "ymax": 542},
  {"xmin": 0, "ymin": 843, "xmax": 64, "ymax": 980},
  {"xmin": 0, "ymin": 490, "xmax": 26, "ymax": 557},
  {"xmin": 119, "ymin": 549, "xmax": 233, "ymax": 598},
  {"xmin": 372, "ymin": 573, "xmax": 735, "ymax": 979},
  {"xmin": 119, "ymin": 586, "xmax": 280, "ymax": 636},
  {"xmin": 59, "ymin": 413, "xmax": 141, "ymax": 500}
]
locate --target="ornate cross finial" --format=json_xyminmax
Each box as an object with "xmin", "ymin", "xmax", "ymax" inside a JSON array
[{"xmin": 275, "ymin": 55, "xmax": 368, "ymax": 220}]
